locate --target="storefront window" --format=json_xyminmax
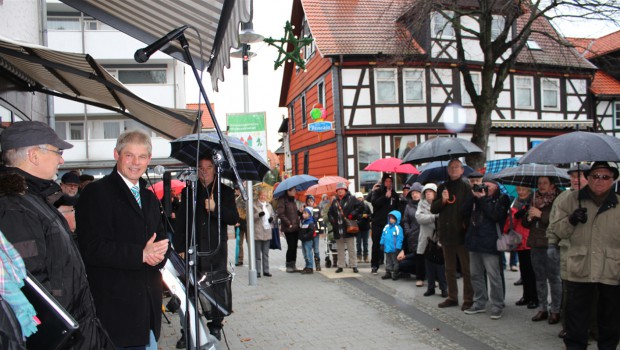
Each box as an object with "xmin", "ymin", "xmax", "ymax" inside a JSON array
[{"xmin": 357, "ymin": 136, "xmax": 382, "ymax": 191}]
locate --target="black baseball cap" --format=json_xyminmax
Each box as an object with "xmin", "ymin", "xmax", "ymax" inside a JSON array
[
  {"xmin": 61, "ymin": 172, "xmax": 80, "ymax": 185},
  {"xmin": 1, "ymin": 121, "xmax": 73, "ymax": 151}
]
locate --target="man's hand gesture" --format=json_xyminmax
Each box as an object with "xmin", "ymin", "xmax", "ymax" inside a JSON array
[{"xmin": 143, "ymin": 233, "xmax": 168, "ymax": 266}]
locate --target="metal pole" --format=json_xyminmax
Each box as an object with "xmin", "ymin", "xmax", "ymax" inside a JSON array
[{"xmin": 243, "ymin": 43, "xmax": 258, "ymax": 286}]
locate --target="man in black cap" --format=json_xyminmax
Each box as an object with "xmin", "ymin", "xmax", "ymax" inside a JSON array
[
  {"xmin": 0, "ymin": 121, "xmax": 114, "ymax": 349},
  {"xmin": 552, "ymin": 161, "xmax": 620, "ymax": 349},
  {"xmin": 466, "ymin": 171, "xmax": 484, "ymax": 187},
  {"xmin": 60, "ymin": 171, "xmax": 81, "ymax": 198}
]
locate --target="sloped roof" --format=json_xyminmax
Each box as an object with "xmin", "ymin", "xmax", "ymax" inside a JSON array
[
  {"xmin": 302, "ymin": 0, "xmax": 423, "ymax": 57},
  {"xmin": 186, "ymin": 103, "xmax": 215, "ymax": 129},
  {"xmin": 301, "ymin": 0, "xmax": 593, "ymax": 69},
  {"xmin": 590, "ymin": 71, "xmax": 620, "ymax": 96},
  {"xmin": 567, "ymin": 30, "xmax": 620, "ymax": 59},
  {"xmin": 515, "ymin": 14, "xmax": 595, "ymax": 69}
]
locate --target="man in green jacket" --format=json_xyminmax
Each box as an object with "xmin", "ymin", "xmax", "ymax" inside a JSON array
[{"xmin": 552, "ymin": 162, "xmax": 620, "ymax": 350}]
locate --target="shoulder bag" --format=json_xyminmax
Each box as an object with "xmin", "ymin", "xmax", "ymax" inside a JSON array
[
  {"xmin": 424, "ymin": 218, "xmax": 444, "ymax": 265},
  {"xmin": 335, "ymin": 199, "xmax": 359, "ymax": 234},
  {"xmin": 496, "ymin": 208, "xmax": 523, "ymax": 252}
]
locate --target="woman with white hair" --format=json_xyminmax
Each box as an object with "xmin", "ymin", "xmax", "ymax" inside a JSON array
[{"xmin": 416, "ymin": 183, "xmax": 447, "ymax": 297}]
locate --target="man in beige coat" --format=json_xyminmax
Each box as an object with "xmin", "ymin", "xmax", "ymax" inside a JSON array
[{"xmin": 551, "ymin": 161, "xmax": 620, "ymax": 350}]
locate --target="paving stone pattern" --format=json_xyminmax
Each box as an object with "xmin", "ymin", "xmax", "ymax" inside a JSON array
[{"xmin": 158, "ymin": 233, "xmax": 611, "ymax": 350}]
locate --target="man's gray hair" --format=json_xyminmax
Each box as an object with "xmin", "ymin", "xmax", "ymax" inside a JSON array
[
  {"xmin": 115, "ymin": 130, "xmax": 152, "ymax": 156},
  {"xmin": 2, "ymin": 146, "xmax": 37, "ymax": 166}
]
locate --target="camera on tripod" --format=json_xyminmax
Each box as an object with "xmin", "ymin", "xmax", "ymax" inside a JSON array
[{"xmin": 473, "ymin": 183, "xmax": 488, "ymax": 193}]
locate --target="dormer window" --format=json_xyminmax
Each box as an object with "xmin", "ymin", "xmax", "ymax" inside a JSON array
[
  {"xmin": 431, "ymin": 11, "xmax": 455, "ymax": 39},
  {"xmin": 526, "ymin": 40, "xmax": 542, "ymax": 51}
]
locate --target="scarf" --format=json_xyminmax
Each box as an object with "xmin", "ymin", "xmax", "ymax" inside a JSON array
[
  {"xmin": 533, "ymin": 189, "xmax": 559, "ymax": 209},
  {"xmin": 0, "ymin": 231, "xmax": 38, "ymax": 338},
  {"xmin": 513, "ymin": 194, "xmax": 532, "ymax": 210},
  {"xmin": 260, "ymin": 200, "xmax": 271, "ymax": 230}
]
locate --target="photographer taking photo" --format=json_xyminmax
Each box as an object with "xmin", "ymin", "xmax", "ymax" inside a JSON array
[{"xmin": 463, "ymin": 178, "xmax": 510, "ymax": 320}]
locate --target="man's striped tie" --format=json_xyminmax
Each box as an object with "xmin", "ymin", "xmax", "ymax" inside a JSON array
[{"xmin": 131, "ymin": 185, "xmax": 141, "ymax": 208}]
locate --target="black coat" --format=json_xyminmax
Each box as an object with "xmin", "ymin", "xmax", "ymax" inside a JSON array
[
  {"xmin": 173, "ymin": 179, "xmax": 238, "ymax": 272},
  {"xmin": 327, "ymin": 192, "xmax": 362, "ymax": 239},
  {"xmin": 369, "ymin": 187, "xmax": 399, "ymax": 230},
  {"xmin": 76, "ymin": 167, "xmax": 168, "ymax": 347},
  {"xmin": 465, "ymin": 192, "xmax": 510, "ymax": 254},
  {"xmin": 0, "ymin": 168, "xmax": 113, "ymax": 350}
]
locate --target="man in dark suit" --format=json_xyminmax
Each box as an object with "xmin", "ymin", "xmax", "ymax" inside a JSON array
[
  {"xmin": 76, "ymin": 130, "xmax": 169, "ymax": 349},
  {"xmin": 174, "ymin": 154, "xmax": 238, "ymax": 341}
]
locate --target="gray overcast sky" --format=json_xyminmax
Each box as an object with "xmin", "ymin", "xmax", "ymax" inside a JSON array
[{"xmin": 186, "ymin": 0, "xmax": 619, "ymax": 153}]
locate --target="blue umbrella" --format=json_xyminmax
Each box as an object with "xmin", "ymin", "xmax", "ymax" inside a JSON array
[
  {"xmin": 273, "ymin": 175, "xmax": 319, "ymax": 198},
  {"xmin": 409, "ymin": 161, "xmax": 474, "ymax": 184}
]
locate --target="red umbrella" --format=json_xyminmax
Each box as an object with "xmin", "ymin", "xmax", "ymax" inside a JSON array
[
  {"xmin": 148, "ymin": 180, "xmax": 186, "ymax": 200},
  {"xmin": 364, "ymin": 157, "xmax": 420, "ymax": 174},
  {"xmin": 305, "ymin": 176, "xmax": 350, "ymax": 197}
]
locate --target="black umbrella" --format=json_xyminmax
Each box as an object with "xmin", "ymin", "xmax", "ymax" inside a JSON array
[
  {"xmin": 518, "ymin": 131, "xmax": 620, "ymax": 164},
  {"xmin": 401, "ymin": 137, "xmax": 483, "ymax": 164},
  {"xmin": 169, "ymin": 132, "xmax": 270, "ymax": 181},
  {"xmin": 407, "ymin": 161, "xmax": 475, "ymax": 184},
  {"xmin": 491, "ymin": 164, "xmax": 570, "ymax": 188}
]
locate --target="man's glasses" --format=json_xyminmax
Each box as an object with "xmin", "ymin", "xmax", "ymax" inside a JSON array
[
  {"xmin": 589, "ymin": 174, "xmax": 613, "ymax": 181},
  {"xmin": 39, "ymin": 146, "xmax": 63, "ymax": 156}
]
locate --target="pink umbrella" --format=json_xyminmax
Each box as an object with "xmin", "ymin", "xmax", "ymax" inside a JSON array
[
  {"xmin": 148, "ymin": 180, "xmax": 186, "ymax": 200},
  {"xmin": 305, "ymin": 176, "xmax": 350, "ymax": 197},
  {"xmin": 364, "ymin": 157, "xmax": 420, "ymax": 174}
]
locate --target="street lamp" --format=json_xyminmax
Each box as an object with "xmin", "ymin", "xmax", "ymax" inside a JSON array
[{"xmin": 231, "ymin": 21, "xmax": 263, "ymax": 286}]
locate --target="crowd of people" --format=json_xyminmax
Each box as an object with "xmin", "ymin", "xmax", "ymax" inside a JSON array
[
  {"xmin": 0, "ymin": 121, "xmax": 618, "ymax": 350},
  {"xmin": 239, "ymin": 157, "xmax": 619, "ymax": 350}
]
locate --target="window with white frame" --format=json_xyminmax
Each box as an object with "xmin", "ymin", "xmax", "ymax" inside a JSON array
[
  {"xmin": 290, "ymin": 104, "xmax": 296, "ymax": 132},
  {"xmin": 462, "ymin": 72, "xmax": 481, "ymax": 105},
  {"xmin": 55, "ymin": 121, "xmax": 67, "ymax": 140},
  {"xmin": 357, "ymin": 136, "xmax": 382, "ymax": 189},
  {"xmin": 541, "ymin": 78, "xmax": 559, "ymax": 109},
  {"xmin": 301, "ymin": 94, "xmax": 307, "ymax": 127},
  {"xmin": 431, "ymin": 11, "xmax": 455, "ymax": 38},
  {"xmin": 107, "ymin": 69, "xmax": 167, "ymax": 84},
  {"xmin": 515, "ymin": 76, "xmax": 534, "ymax": 108},
  {"xmin": 615, "ymin": 101, "xmax": 620, "ymax": 128},
  {"xmin": 491, "ymin": 15, "xmax": 505, "ymax": 41},
  {"xmin": 375, "ymin": 68, "xmax": 398, "ymax": 104},
  {"xmin": 317, "ymin": 81, "xmax": 325, "ymax": 106},
  {"xmin": 83, "ymin": 19, "xmax": 114, "ymax": 31},
  {"xmin": 301, "ymin": 18, "xmax": 315, "ymax": 63},
  {"xmin": 47, "ymin": 16, "xmax": 81, "ymax": 30},
  {"xmin": 403, "ymin": 69, "xmax": 425, "ymax": 102}
]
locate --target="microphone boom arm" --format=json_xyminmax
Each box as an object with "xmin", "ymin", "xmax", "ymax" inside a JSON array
[{"xmin": 177, "ymin": 34, "xmax": 248, "ymax": 201}]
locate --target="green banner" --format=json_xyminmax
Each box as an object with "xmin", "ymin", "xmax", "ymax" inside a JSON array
[{"xmin": 226, "ymin": 112, "xmax": 268, "ymax": 163}]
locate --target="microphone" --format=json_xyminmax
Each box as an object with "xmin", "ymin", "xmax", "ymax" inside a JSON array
[
  {"xmin": 153, "ymin": 165, "xmax": 195, "ymax": 176},
  {"xmin": 134, "ymin": 25, "xmax": 188, "ymax": 63}
]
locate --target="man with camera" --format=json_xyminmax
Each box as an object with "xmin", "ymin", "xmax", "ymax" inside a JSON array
[{"xmin": 463, "ymin": 178, "xmax": 510, "ymax": 320}]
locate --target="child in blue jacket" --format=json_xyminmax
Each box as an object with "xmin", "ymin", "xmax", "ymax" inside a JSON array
[
  {"xmin": 380, "ymin": 210, "xmax": 404, "ymax": 280},
  {"xmin": 299, "ymin": 206, "xmax": 317, "ymax": 274}
]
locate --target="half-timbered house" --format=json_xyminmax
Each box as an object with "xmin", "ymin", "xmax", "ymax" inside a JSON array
[
  {"xmin": 569, "ymin": 31, "xmax": 620, "ymax": 137},
  {"xmin": 279, "ymin": 0, "xmax": 596, "ymax": 191}
]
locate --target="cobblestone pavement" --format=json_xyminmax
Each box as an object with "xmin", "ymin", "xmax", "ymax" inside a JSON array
[{"xmin": 158, "ymin": 234, "xmax": 611, "ymax": 350}]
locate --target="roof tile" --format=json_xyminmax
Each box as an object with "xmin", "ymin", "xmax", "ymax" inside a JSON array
[{"xmin": 302, "ymin": 0, "xmax": 593, "ymax": 69}]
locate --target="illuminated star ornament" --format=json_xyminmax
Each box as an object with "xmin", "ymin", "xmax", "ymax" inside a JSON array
[{"xmin": 264, "ymin": 21, "xmax": 314, "ymax": 70}]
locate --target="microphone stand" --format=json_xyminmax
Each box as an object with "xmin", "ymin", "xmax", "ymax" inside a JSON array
[{"xmin": 176, "ymin": 33, "xmax": 244, "ymax": 349}]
